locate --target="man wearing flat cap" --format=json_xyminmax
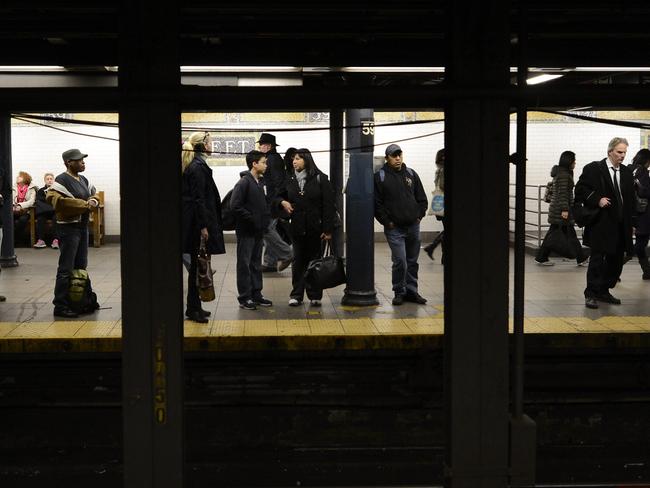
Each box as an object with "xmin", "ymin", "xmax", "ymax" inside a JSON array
[
  {"xmin": 46, "ymin": 148, "xmax": 100, "ymax": 318},
  {"xmin": 374, "ymin": 144, "xmax": 428, "ymax": 306},
  {"xmin": 257, "ymin": 132, "xmax": 293, "ymax": 272}
]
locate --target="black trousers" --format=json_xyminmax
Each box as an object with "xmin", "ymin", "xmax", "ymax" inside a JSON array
[
  {"xmin": 36, "ymin": 210, "xmax": 57, "ymax": 242},
  {"xmin": 186, "ymin": 252, "xmax": 201, "ymax": 313},
  {"xmin": 291, "ymin": 232, "xmax": 324, "ymax": 301},
  {"xmin": 634, "ymin": 233, "xmax": 649, "ymax": 259},
  {"xmin": 536, "ymin": 223, "xmax": 586, "ymax": 263},
  {"xmin": 585, "ymin": 225, "xmax": 625, "ymax": 298}
]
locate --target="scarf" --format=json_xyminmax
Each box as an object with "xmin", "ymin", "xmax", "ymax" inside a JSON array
[
  {"xmin": 295, "ymin": 169, "xmax": 308, "ymax": 192},
  {"xmin": 16, "ymin": 184, "xmax": 29, "ymax": 203}
]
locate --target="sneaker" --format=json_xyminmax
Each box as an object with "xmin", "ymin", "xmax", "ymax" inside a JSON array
[
  {"xmin": 253, "ymin": 297, "xmax": 273, "ymax": 307},
  {"xmin": 53, "ymin": 308, "xmax": 79, "ymax": 318},
  {"xmin": 596, "ymin": 292, "xmax": 621, "ymax": 305},
  {"xmin": 288, "ymin": 298, "xmax": 302, "ymax": 307},
  {"xmin": 577, "ymin": 257, "xmax": 589, "ymax": 267},
  {"xmin": 310, "ymin": 299, "xmax": 322, "ymax": 307},
  {"xmin": 239, "ymin": 300, "xmax": 257, "ymax": 310},
  {"xmin": 404, "ymin": 292, "xmax": 428, "ymax": 305},
  {"xmin": 535, "ymin": 259, "xmax": 554, "ymax": 266},
  {"xmin": 585, "ymin": 297, "xmax": 599, "ymax": 309},
  {"xmin": 33, "ymin": 239, "xmax": 46, "ymax": 248},
  {"xmin": 392, "ymin": 294, "xmax": 404, "ymax": 306},
  {"xmin": 51, "ymin": 239, "xmax": 59, "ymax": 249},
  {"xmin": 277, "ymin": 258, "xmax": 293, "ymax": 272}
]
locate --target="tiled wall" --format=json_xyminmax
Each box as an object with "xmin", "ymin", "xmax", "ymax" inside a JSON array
[{"xmin": 10, "ymin": 116, "xmax": 644, "ymax": 236}]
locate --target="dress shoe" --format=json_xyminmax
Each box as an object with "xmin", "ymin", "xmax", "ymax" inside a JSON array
[
  {"xmin": 585, "ymin": 297, "xmax": 599, "ymax": 309},
  {"xmin": 404, "ymin": 292, "xmax": 428, "ymax": 305},
  {"xmin": 186, "ymin": 310, "xmax": 209, "ymax": 323},
  {"xmin": 392, "ymin": 294, "xmax": 405, "ymax": 306},
  {"xmin": 54, "ymin": 308, "xmax": 79, "ymax": 318},
  {"xmin": 277, "ymin": 258, "xmax": 293, "ymax": 272},
  {"xmin": 597, "ymin": 292, "xmax": 621, "ymax": 305},
  {"xmin": 200, "ymin": 309, "xmax": 211, "ymax": 317}
]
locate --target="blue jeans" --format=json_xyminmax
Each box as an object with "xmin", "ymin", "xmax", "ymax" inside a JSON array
[
  {"xmin": 384, "ymin": 222, "xmax": 421, "ymax": 296},
  {"xmin": 263, "ymin": 219, "xmax": 293, "ymax": 267},
  {"xmin": 53, "ymin": 224, "xmax": 89, "ymax": 310},
  {"xmin": 236, "ymin": 233, "xmax": 264, "ymax": 303}
]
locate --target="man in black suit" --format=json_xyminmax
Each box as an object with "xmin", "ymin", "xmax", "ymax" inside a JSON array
[{"xmin": 575, "ymin": 137, "xmax": 636, "ymax": 309}]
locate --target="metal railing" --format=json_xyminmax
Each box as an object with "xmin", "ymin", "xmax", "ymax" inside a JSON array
[{"xmin": 508, "ymin": 183, "xmax": 586, "ymax": 248}]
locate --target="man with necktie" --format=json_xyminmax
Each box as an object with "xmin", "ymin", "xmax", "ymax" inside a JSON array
[{"xmin": 575, "ymin": 137, "xmax": 636, "ymax": 309}]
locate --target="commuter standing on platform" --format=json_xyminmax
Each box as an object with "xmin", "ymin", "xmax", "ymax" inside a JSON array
[
  {"xmin": 0, "ymin": 166, "xmax": 7, "ymax": 302},
  {"xmin": 630, "ymin": 148, "xmax": 650, "ymax": 280},
  {"xmin": 181, "ymin": 132, "xmax": 225, "ymax": 323},
  {"xmin": 374, "ymin": 144, "xmax": 428, "ymax": 306},
  {"xmin": 47, "ymin": 149, "xmax": 100, "ymax": 318},
  {"xmin": 534, "ymin": 151, "xmax": 588, "ymax": 267},
  {"xmin": 231, "ymin": 150, "xmax": 273, "ymax": 310},
  {"xmin": 424, "ymin": 148, "xmax": 445, "ymax": 262},
  {"xmin": 276, "ymin": 148, "xmax": 336, "ymax": 307},
  {"xmin": 575, "ymin": 137, "xmax": 635, "ymax": 309},
  {"xmin": 257, "ymin": 132, "xmax": 293, "ymax": 272}
]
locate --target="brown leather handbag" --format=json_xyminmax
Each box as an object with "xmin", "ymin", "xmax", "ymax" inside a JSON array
[{"xmin": 197, "ymin": 237, "xmax": 216, "ymax": 302}]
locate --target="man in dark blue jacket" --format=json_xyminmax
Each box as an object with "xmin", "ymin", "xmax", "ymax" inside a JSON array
[
  {"xmin": 231, "ymin": 150, "xmax": 273, "ymax": 310},
  {"xmin": 374, "ymin": 144, "xmax": 428, "ymax": 306}
]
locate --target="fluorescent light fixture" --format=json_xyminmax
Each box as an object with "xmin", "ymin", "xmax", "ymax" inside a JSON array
[
  {"xmin": 0, "ymin": 66, "xmax": 66, "ymax": 72},
  {"xmin": 181, "ymin": 66, "xmax": 301, "ymax": 73},
  {"xmin": 575, "ymin": 67, "xmax": 650, "ymax": 72},
  {"xmin": 526, "ymin": 74, "xmax": 564, "ymax": 85},
  {"xmin": 341, "ymin": 66, "xmax": 444, "ymax": 73}
]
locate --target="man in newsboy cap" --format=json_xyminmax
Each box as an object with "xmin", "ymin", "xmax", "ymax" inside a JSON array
[{"xmin": 46, "ymin": 148, "xmax": 100, "ymax": 318}]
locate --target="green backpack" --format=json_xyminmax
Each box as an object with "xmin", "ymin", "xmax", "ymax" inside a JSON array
[{"xmin": 69, "ymin": 269, "xmax": 99, "ymax": 314}]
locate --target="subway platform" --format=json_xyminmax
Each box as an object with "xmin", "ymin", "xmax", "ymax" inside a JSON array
[{"xmin": 0, "ymin": 243, "xmax": 649, "ymax": 353}]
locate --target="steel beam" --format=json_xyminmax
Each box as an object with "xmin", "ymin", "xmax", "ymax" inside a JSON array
[
  {"xmin": 444, "ymin": 1, "xmax": 511, "ymax": 487},
  {"xmin": 0, "ymin": 113, "xmax": 18, "ymax": 268},
  {"xmin": 119, "ymin": 1, "xmax": 184, "ymax": 487}
]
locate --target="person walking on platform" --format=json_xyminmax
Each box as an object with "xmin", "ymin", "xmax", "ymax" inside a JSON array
[
  {"xmin": 276, "ymin": 148, "xmax": 336, "ymax": 307},
  {"xmin": 424, "ymin": 148, "xmax": 445, "ymax": 262},
  {"xmin": 575, "ymin": 137, "xmax": 635, "ymax": 309},
  {"xmin": 258, "ymin": 132, "xmax": 293, "ymax": 273},
  {"xmin": 181, "ymin": 132, "xmax": 225, "ymax": 323},
  {"xmin": 231, "ymin": 150, "xmax": 273, "ymax": 310},
  {"xmin": 46, "ymin": 149, "xmax": 100, "ymax": 318},
  {"xmin": 535, "ymin": 151, "xmax": 588, "ymax": 267},
  {"xmin": 375, "ymin": 144, "xmax": 429, "ymax": 306},
  {"xmin": 630, "ymin": 148, "xmax": 650, "ymax": 280}
]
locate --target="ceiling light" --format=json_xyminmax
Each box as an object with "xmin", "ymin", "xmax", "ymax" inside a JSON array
[
  {"xmin": 341, "ymin": 67, "xmax": 444, "ymax": 73},
  {"xmin": 526, "ymin": 74, "xmax": 564, "ymax": 85},
  {"xmin": 575, "ymin": 67, "xmax": 650, "ymax": 72},
  {"xmin": 0, "ymin": 66, "xmax": 66, "ymax": 72},
  {"xmin": 181, "ymin": 66, "xmax": 301, "ymax": 73}
]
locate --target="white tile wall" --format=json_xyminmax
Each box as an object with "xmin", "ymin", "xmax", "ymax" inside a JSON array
[{"xmin": 10, "ymin": 117, "xmax": 643, "ymax": 237}]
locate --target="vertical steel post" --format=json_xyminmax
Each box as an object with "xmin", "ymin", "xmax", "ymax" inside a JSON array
[
  {"xmin": 0, "ymin": 113, "xmax": 18, "ymax": 268},
  {"xmin": 342, "ymin": 108, "xmax": 379, "ymax": 306},
  {"xmin": 120, "ymin": 1, "xmax": 184, "ymax": 487},
  {"xmin": 510, "ymin": 2, "xmax": 537, "ymax": 485},
  {"xmin": 329, "ymin": 109, "xmax": 345, "ymax": 257},
  {"xmin": 444, "ymin": 1, "xmax": 510, "ymax": 486}
]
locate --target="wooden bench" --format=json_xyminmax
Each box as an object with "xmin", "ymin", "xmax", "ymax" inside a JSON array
[{"xmin": 29, "ymin": 191, "xmax": 105, "ymax": 248}]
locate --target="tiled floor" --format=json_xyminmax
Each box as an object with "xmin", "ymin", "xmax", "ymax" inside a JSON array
[{"xmin": 0, "ymin": 243, "xmax": 649, "ymax": 339}]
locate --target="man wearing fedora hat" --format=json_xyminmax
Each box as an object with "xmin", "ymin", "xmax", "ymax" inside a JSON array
[
  {"xmin": 46, "ymin": 148, "xmax": 100, "ymax": 318},
  {"xmin": 257, "ymin": 132, "xmax": 294, "ymax": 272}
]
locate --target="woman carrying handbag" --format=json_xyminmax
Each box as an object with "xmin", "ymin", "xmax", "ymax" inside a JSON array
[
  {"xmin": 181, "ymin": 132, "xmax": 225, "ymax": 323},
  {"xmin": 535, "ymin": 151, "xmax": 589, "ymax": 267},
  {"xmin": 276, "ymin": 148, "xmax": 336, "ymax": 307}
]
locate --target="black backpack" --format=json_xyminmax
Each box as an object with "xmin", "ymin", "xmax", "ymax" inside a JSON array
[
  {"xmin": 68, "ymin": 269, "xmax": 100, "ymax": 314},
  {"xmin": 221, "ymin": 189, "xmax": 236, "ymax": 231}
]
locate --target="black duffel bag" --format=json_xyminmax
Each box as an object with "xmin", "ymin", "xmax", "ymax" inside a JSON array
[{"xmin": 304, "ymin": 242, "xmax": 346, "ymax": 291}]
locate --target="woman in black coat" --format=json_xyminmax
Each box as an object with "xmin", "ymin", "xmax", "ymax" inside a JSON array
[
  {"xmin": 277, "ymin": 148, "xmax": 336, "ymax": 307},
  {"xmin": 631, "ymin": 148, "xmax": 650, "ymax": 279},
  {"xmin": 535, "ymin": 151, "xmax": 588, "ymax": 266},
  {"xmin": 181, "ymin": 131, "xmax": 225, "ymax": 322}
]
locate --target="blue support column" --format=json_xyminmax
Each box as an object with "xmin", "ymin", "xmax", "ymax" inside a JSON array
[{"xmin": 342, "ymin": 109, "xmax": 378, "ymax": 306}]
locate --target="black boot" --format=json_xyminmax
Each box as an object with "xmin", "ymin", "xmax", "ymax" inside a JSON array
[{"xmin": 639, "ymin": 257, "xmax": 650, "ymax": 280}]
